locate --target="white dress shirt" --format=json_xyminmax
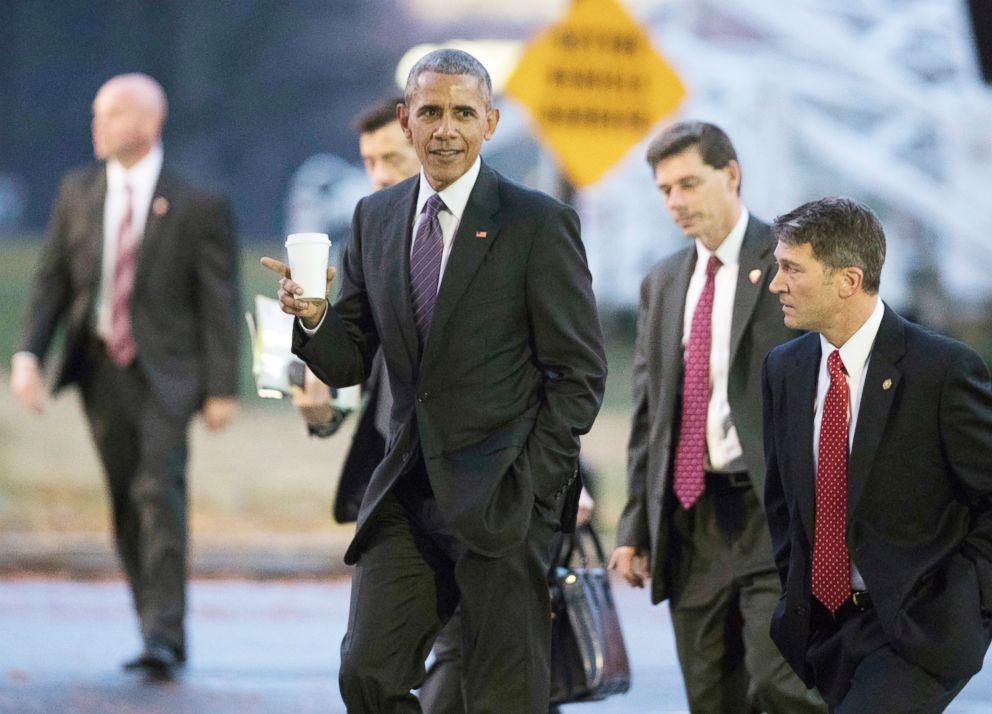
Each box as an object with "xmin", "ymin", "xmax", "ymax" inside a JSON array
[
  {"xmin": 95, "ymin": 144, "xmax": 163, "ymax": 339},
  {"xmin": 813, "ymin": 297, "xmax": 885, "ymax": 590},
  {"xmin": 410, "ymin": 157, "xmax": 481, "ymax": 290},
  {"xmin": 682, "ymin": 207, "xmax": 749, "ymax": 472}
]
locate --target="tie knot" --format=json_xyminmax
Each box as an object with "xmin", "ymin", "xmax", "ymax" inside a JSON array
[
  {"xmin": 706, "ymin": 254, "xmax": 722, "ymax": 279},
  {"xmin": 827, "ymin": 350, "xmax": 846, "ymax": 378},
  {"xmin": 424, "ymin": 193, "xmax": 446, "ymax": 220}
]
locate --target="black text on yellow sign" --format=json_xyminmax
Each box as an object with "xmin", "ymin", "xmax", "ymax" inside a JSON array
[{"xmin": 506, "ymin": 0, "xmax": 686, "ymax": 188}]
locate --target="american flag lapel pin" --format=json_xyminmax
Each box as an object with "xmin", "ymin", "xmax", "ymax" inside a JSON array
[{"xmin": 475, "ymin": 230, "xmax": 487, "ymax": 238}]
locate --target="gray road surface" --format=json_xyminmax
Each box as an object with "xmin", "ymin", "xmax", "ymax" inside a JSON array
[{"xmin": 0, "ymin": 576, "xmax": 989, "ymax": 713}]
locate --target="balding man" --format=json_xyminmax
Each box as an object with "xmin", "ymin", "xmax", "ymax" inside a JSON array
[{"xmin": 11, "ymin": 73, "xmax": 241, "ymax": 678}]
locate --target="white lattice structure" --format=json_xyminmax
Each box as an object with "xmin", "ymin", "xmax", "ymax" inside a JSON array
[{"xmin": 574, "ymin": 0, "xmax": 992, "ymax": 315}]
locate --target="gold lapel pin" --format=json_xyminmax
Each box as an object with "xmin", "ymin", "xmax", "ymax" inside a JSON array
[
  {"xmin": 748, "ymin": 268, "xmax": 761, "ymax": 284},
  {"xmin": 152, "ymin": 196, "xmax": 169, "ymax": 216},
  {"xmin": 475, "ymin": 230, "xmax": 487, "ymax": 238},
  {"xmin": 882, "ymin": 378, "xmax": 892, "ymax": 390}
]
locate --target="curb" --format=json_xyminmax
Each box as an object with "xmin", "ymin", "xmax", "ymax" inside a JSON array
[{"xmin": 0, "ymin": 531, "xmax": 354, "ymax": 580}]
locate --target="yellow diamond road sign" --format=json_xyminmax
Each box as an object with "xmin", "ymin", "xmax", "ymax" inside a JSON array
[{"xmin": 505, "ymin": 0, "xmax": 686, "ymax": 188}]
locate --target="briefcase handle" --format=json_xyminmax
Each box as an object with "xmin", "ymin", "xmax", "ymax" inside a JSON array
[{"xmin": 552, "ymin": 523, "xmax": 607, "ymax": 571}]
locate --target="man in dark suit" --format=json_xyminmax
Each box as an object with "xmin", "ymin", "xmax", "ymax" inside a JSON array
[
  {"xmin": 264, "ymin": 49, "xmax": 606, "ymax": 711},
  {"xmin": 610, "ymin": 122, "xmax": 823, "ymax": 712},
  {"xmin": 763, "ymin": 197, "xmax": 992, "ymax": 711},
  {"xmin": 10, "ymin": 73, "xmax": 241, "ymax": 677}
]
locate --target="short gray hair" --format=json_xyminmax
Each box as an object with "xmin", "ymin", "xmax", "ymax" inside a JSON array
[
  {"xmin": 774, "ymin": 197, "xmax": 886, "ymax": 295},
  {"xmin": 404, "ymin": 49, "xmax": 493, "ymax": 107}
]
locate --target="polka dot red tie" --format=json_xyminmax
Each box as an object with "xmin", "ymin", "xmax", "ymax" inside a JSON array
[
  {"xmin": 812, "ymin": 350, "xmax": 851, "ymax": 613},
  {"xmin": 673, "ymin": 254, "xmax": 721, "ymax": 510}
]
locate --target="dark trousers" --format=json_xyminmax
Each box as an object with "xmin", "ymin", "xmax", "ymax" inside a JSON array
[
  {"xmin": 807, "ymin": 602, "xmax": 971, "ymax": 712},
  {"xmin": 339, "ymin": 457, "xmax": 557, "ymax": 713},
  {"xmin": 79, "ymin": 346, "xmax": 190, "ymax": 657},
  {"xmin": 670, "ymin": 474, "xmax": 825, "ymax": 714}
]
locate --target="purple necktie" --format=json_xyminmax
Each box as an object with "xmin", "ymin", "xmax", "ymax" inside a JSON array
[
  {"xmin": 673, "ymin": 254, "xmax": 721, "ymax": 509},
  {"xmin": 410, "ymin": 193, "xmax": 446, "ymax": 348}
]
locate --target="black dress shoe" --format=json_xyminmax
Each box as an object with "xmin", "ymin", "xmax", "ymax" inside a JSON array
[
  {"xmin": 144, "ymin": 646, "xmax": 180, "ymax": 681},
  {"xmin": 122, "ymin": 643, "xmax": 181, "ymax": 678}
]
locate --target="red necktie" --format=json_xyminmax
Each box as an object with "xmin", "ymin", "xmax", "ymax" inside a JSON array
[
  {"xmin": 812, "ymin": 350, "xmax": 851, "ymax": 613},
  {"xmin": 673, "ymin": 254, "xmax": 721, "ymax": 509},
  {"xmin": 106, "ymin": 184, "xmax": 139, "ymax": 367}
]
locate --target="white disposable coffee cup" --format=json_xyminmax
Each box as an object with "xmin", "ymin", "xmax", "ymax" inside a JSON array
[{"xmin": 285, "ymin": 232, "xmax": 331, "ymax": 299}]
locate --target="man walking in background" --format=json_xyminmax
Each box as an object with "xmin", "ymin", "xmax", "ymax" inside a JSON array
[
  {"xmin": 610, "ymin": 121, "xmax": 823, "ymax": 712},
  {"xmin": 764, "ymin": 197, "xmax": 992, "ymax": 711},
  {"xmin": 266, "ymin": 49, "xmax": 606, "ymax": 711},
  {"xmin": 10, "ymin": 73, "xmax": 241, "ymax": 679}
]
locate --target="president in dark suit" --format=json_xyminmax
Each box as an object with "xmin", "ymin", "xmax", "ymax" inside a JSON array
[
  {"xmin": 10, "ymin": 73, "xmax": 241, "ymax": 677},
  {"xmin": 264, "ymin": 49, "xmax": 606, "ymax": 712},
  {"xmin": 763, "ymin": 197, "xmax": 992, "ymax": 711},
  {"xmin": 610, "ymin": 122, "xmax": 823, "ymax": 712}
]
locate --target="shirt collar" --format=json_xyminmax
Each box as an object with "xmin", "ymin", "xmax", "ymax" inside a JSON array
[
  {"xmin": 819, "ymin": 297, "xmax": 885, "ymax": 379},
  {"xmin": 106, "ymin": 143, "xmax": 164, "ymax": 192},
  {"xmin": 694, "ymin": 206, "xmax": 749, "ymax": 267},
  {"xmin": 415, "ymin": 156, "xmax": 482, "ymax": 221}
]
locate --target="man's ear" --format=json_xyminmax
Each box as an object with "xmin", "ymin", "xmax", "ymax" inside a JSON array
[
  {"xmin": 397, "ymin": 103, "xmax": 411, "ymax": 138},
  {"xmin": 725, "ymin": 159, "xmax": 741, "ymax": 193},
  {"xmin": 484, "ymin": 108, "xmax": 500, "ymax": 141},
  {"xmin": 838, "ymin": 266, "xmax": 864, "ymax": 298}
]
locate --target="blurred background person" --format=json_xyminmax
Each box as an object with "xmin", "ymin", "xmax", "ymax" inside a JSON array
[
  {"xmin": 9, "ymin": 72, "xmax": 241, "ymax": 679},
  {"xmin": 610, "ymin": 121, "xmax": 823, "ymax": 712},
  {"xmin": 290, "ymin": 97, "xmax": 414, "ymax": 523}
]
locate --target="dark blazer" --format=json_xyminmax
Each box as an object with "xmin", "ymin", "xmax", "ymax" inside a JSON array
[
  {"xmin": 763, "ymin": 305, "xmax": 992, "ymax": 684},
  {"xmin": 294, "ymin": 162, "xmax": 607, "ymax": 562},
  {"xmin": 18, "ymin": 164, "xmax": 240, "ymax": 416},
  {"xmin": 615, "ymin": 216, "xmax": 800, "ymax": 605}
]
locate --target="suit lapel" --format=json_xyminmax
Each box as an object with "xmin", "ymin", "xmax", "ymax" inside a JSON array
[
  {"xmin": 383, "ymin": 178, "xmax": 421, "ymax": 366},
  {"xmin": 652, "ymin": 247, "xmax": 694, "ymax": 426},
  {"xmin": 729, "ymin": 217, "xmax": 770, "ymax": 362},
  {"xmin": 847, "ymin": 305, "xmax": 903, "ymax": 512},
  {"xmin": 420, "ymin": 164, "xmax": 500, "ymax": 370},
  {"xmin": 134, "ymin": 169, "xmax": 174, "ymax": 289},
  {"xmin": 83, "ymin": 169, "xmax": 108, "ymax": 287},
  {"xmin": 787, "ymin": 334, "xmax": 821, "ymax": 544}
]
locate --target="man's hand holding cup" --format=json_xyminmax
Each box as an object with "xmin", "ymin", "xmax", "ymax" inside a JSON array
[{"xmin": 261, "ymin": 232, "xmax": 334, "ymax": 330}]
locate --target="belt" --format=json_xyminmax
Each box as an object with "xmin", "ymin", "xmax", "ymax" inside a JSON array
[
  {"xmin": 812, "ymin": 590, "xmax": 873, "ymax": 630},
  {"xmin": 849, "ymin": 590, "xmax": 872, "ymax": 611},
  {"xmin": 832, "ymin": 590, "xmax": 873, "ymax": 622},
  {"xmin": 704, "ymin": 471, "xmax": 751, "ymax": 489}
]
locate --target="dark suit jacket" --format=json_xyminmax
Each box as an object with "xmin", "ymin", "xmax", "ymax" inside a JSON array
[
  {"xmin": 294, "ymin": 162, "xmax": 607, "ymax": 563},
  {"xmin": 763, "ymin": 305, "xmax": 992, "ymax": 684},
  {"xmin": 18, "ymin": 164, "xmax": 240, "ymax": 417},
  {"xmin": 615, "ymin": 216, "xmax": 800, "ymax": 605}
]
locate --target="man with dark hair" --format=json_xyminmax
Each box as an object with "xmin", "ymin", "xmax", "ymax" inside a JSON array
[
  {"xmin": 764, "ymin": 196, "xmax": 992, "ymax": 711},
  {"xmin": 10, "ymin": 73, "xmax": 240, "ymax": 678},
  {"xmin": 265, "ymin": 48, "xmax": 606, "ymax": 711},
  {"xmin": 611, "ymin": 120, "xmax": 823, "ymax": 711}
]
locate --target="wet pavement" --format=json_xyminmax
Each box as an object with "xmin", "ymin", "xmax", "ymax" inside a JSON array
[{"xmin": 0, "ymin": 576, "xmax": 989, "ymax": 713}]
